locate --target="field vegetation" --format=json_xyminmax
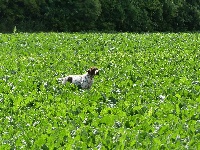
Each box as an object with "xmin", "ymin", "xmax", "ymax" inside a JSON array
[{"xmin": 0, "ymin": 32, "xmax": 200, "ymax": 149}]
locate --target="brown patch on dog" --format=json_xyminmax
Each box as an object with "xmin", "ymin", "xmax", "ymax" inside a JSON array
[
  {"xmin": 87, "ymin": 67, "xmax": 99, "ymax": 76},
  {"xmin": 67, "ymin": 77, "xmax": 73, "ymax": 83}
]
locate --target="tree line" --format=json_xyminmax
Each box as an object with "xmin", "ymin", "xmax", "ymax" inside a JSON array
[{"xmin": 0, "ymin": 0, "xmax": 200, "ymax": 33}]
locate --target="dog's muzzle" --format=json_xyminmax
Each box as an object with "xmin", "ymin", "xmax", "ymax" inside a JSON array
[{"xmin": 95, "ymin": 70, "xmax": 99, "ymax": 75}]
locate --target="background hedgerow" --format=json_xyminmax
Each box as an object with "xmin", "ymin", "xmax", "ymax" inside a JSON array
[
  {"xmin": 0, "ymin": 32, "xmax": 200, "ymax": 149},
  {"xmin": 1, "ymin": 0, "xmax": 200, "ymax": 32}
]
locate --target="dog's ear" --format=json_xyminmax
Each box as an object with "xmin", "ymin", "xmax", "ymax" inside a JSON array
[{"xmin": 87, "ymin": 68, "xmax": 92, "ymax": 74}]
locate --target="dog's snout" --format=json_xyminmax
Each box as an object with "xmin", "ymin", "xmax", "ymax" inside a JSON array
[{"xmin": 95, "ymin": 70, "xmax": 99, "ymax": 75}]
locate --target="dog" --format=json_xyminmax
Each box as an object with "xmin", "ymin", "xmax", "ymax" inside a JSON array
[{"xmin": 58, "ymin": 67, "xmax": 99, "ymax": 89}]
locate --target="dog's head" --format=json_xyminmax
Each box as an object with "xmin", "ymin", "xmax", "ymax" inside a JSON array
[{"xmin": 87, "ymin": 67, "xmax": 99, "ymax": 76}]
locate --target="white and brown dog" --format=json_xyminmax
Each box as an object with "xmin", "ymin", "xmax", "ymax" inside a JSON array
[{"xmin": 58, "ymin": 67, "xmax": 99, "ymax": 89}]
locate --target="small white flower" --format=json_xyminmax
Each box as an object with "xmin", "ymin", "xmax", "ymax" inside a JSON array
[
  {"xmin": 133, "ymin": 84, "xmax": 137, "ymax": 87},
  {"xmin": 159, "ymin": 95, "xmax": 165, "ymax": 102},
  {"xmin": 83, "ymin": 118, "xmax": 88, "ymax": 124},
  {"xmin": 192, "ymin": 81, "xmax": 199, "ymax": 85}
]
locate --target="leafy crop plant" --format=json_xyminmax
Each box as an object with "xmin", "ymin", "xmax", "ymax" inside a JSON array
[{"xmin": 0, "ymin": 32, "xmax": 199, "ymax": 149}]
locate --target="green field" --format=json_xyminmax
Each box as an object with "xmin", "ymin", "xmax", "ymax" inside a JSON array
[{"xmin": 0, "ymin": 32, "xmax": 200, "ymax": 149}]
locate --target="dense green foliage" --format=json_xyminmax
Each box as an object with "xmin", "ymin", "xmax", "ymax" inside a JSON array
[
  {"xmin": 0, "ymin": 32, "xmax": 200, "ymax": 149},
  {"xmin": 1, "ymin": 0, "xmax": 200, "ymax": 32}
]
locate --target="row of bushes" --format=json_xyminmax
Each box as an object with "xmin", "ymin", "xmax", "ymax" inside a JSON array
[{"xmin": 1, "ymin": 0, "xmax": 200, "ymax": 32}]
